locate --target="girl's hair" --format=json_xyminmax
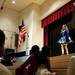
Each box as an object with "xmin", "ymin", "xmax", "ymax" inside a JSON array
[
  {"xmin": 38, "ymin": 46, "xmax": 51, "ymax": 71},
  {"xmin": 61, "ymin": 24, "xmax": 68, "ymax": 32},
  {"xmin": 39, "ymin": 46, "xmax": 50, "ymax": 65}
]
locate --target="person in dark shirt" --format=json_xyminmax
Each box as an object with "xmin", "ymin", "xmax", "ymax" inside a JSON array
[
  {"xmin": 38, "ymin": 46, "xmax": 51, "ymax": 71},
  {"xmin": 35, "ymin": 46, "xmax": 56, "ymax": 75},
  {"xmin": 16, "ymin": 45, "xmax": 40, "ymax": 75}
]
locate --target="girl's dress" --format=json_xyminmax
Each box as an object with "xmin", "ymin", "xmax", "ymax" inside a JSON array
[{"xmin": 57, "ymin": 29, "xmax": 71, "ymax": 44}]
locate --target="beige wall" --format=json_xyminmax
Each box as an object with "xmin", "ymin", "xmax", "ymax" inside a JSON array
[
  {"xmin": 40, "ymin": 0, "xmax": 71, "ymax": 19},
  {"xmin": 0, "ymin": 8, "xmax": 19, "ymax": 50},
  {"xmin": 31, "ymin": 3, "xmax": 43, "ymax": 50},
  {"xmin": 19, "ymin": 4, "xmax": 34, "ymax": 52},
  {"xmin": 0, "ymin": 0, "xmax": 71, "ymax": 53},
  {"xmin": 20, "ymin": 3, "xmax": 43, "ymax": 53},
  {"xmin": 19, "ymin": 0, "xmax": 71, "ymax": 53}
]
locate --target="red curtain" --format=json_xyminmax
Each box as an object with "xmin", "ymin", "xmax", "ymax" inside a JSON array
[
  {"xmin": 42, "ymin": 1, "xmax": 73, "ymax": 28},
  {"xmin": 44, "ymin": 27, "xmax": 48, "ymax": 46},
  {"xmin": 42, "ymin": 1, "xmax": 73, "ymax": 46}
]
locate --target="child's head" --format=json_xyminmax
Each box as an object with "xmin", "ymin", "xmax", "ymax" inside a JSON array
[
  {"xmin": 0, "ymin": 30, "xmax": 5, "ymax": 56},
  {"xmin": 62, "ymin": 24, "xmax": 68, "ymax": 30}
]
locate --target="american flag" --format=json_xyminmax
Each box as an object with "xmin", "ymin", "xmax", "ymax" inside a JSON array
[{"xmin": 18, "ymin": 20, "xmax": 27, "ymax": 47}]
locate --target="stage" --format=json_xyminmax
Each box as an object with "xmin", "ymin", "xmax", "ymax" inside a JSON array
[{"xmin": 48, "ymin": 53, "xmax": 75, "ymax": 75}]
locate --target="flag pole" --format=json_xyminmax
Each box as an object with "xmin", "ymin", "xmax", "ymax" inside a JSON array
[{"xmin": 26, "ymin": 32, "xmax": 29, "ymax": 55}]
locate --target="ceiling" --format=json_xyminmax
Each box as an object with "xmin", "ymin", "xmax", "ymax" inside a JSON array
[{"xmin": 0, "ymin": 0, "xmax": 46, "ymax": 11}]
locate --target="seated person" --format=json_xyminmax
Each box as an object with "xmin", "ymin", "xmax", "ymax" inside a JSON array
[
  {"xmin": 0, "ymin": 30, "xmax": 12, "ymax": 75},
  {"xmin": 35, "ymin": 46, "xmax": 56, "ymax": 75},
  {"xmin": 16, "ymin": 45, "xmax": 40, "ymax": 75}
]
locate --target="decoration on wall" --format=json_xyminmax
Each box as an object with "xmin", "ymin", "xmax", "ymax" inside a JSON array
[
  {"xmin": 3, "ymin": 30, "xmax": 16, "ymax": 49},
  {"xmin": 18, "ymin": 20, "xmax": 27, "ymax": 47}
]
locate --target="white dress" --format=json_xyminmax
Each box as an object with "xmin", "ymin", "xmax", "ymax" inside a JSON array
[{"xmin": 35, "ymin": 64, "xmax": 56, "ymax": 75}]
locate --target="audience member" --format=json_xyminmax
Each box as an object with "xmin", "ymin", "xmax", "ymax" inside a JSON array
[
  {"xmin": 35, "ymin": 46, "xmax": 56, "ymax": 75},
  {"xmin": 16, "ymin": 45, "xmax": 40, "ymax": 75},
  {"xmin": 0, "ymin": 30, "xmax": 12, "ymax": 75}
]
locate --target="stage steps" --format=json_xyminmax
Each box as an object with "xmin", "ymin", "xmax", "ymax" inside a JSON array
[{"xmin": 48, "ymin": 53, "xmax": 75, "ymax": 75}]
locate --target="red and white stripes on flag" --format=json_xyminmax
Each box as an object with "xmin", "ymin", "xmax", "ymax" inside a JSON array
[{"xmin": 18, "ymin": 20, "xmax": 27, "ymax": 47}]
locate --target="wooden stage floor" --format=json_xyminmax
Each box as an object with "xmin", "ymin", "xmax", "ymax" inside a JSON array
[{"xmin": 48, "ymin": 53, "xmax": 75, "ymax": 75}]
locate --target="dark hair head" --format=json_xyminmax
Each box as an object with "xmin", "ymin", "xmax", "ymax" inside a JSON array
[
  {"xmin": 30, "ymin": 45, "xmax": 40, "ymax": 56},
  {"xmin": 0, "ymin": 30, "xmax": 5, "ymax": 47},
  {"xmin": 41, "ymin": 46, "xmax": 50, "ymax": 57},
  {"xmin": 38, "ymin": 46, "xmax": 50, "ymax": 65},
  {"xmin": 0, "ymin": 30, "xmax": 5, "ymax": 56}
]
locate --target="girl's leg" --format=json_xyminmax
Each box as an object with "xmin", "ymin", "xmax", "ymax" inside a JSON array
[
  {"xmin": 61, "ymin": 44, "xmax": 65, "ymax": 55},
  {"xmin": 64, "ymin": 44, "xmax": 69, "ymax": 55}
]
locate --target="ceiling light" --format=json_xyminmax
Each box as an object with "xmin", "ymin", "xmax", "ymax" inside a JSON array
[{"xmin": 12, "ymin": 0, "xmax": 16, "ymax": 4}]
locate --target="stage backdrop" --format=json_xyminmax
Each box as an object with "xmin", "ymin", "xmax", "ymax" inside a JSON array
[{"xmin": 42, "ymin": 1, "xmax": 75, "ymax": 56}]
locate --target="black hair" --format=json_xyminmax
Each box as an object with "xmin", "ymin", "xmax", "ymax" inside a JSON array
[
  {"xmin": 0, "ymin": 30, "xmax": 5, "ymax": 47},
  {"xmin": 30, "ymin": 45, "xmax": 40, "ymax": 56},
  {"xmin": 38, "ymin": 46, "xmax": 51, "ymax": 71},
  {"xmin": 39, "ymin": 46, "xmax": 50, "ymax": 64},
  {"xmin": 41, "ymin": 46, "xmax": 50, "ymax": 57},
  {"xmin": 0, "ymin": 30, "xmax": 5, "ymax": 56}
]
